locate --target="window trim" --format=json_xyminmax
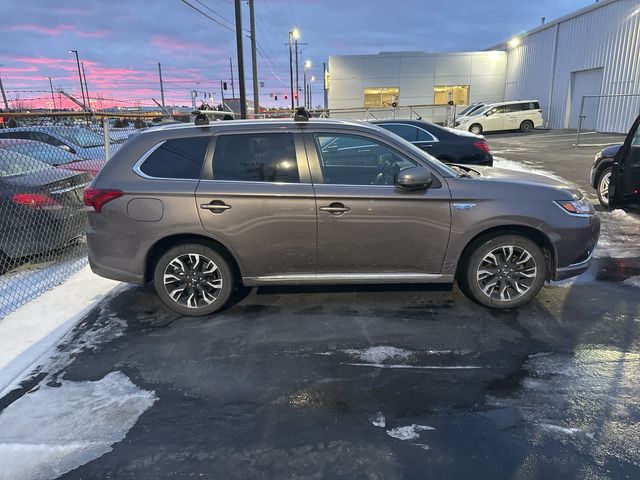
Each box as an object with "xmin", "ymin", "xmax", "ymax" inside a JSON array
[{"xmin": 380, "ymin": 122, "xmax": 439, "ymax": 143}]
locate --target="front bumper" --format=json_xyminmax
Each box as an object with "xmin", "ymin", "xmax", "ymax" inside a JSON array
[{"xmin": 550, "ymin": 213, "xmax": 600, "ymax": 281}]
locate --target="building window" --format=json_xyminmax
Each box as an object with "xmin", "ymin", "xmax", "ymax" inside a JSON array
[
  {"xmin": 364, "ymin": 87, "xmax": 399, "ymax": 108},
  {"xmin": 434, "ymin": 85, "xmax": 469, "ymax": 105}
]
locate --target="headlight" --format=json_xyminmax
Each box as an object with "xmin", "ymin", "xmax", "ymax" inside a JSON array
[{"xmin": 555, "ymin": 198, "xmax": 595, "ymax": 215}]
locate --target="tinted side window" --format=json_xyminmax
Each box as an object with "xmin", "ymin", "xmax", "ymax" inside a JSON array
[
  {"xmin": 529, "ymin": 102, "xmax": 541, "ymax": 110},
  {"xmin": 490, "ymin": 106, "xmax": 507, "ymax": 114},
  {"xmin": 417, "ymin": 127, "xmax": 437, "ymax": 142},
  {"xmin": 382, "ymin": 124, "xmax": 418, "ymax": 142},
  {"xmin": 140, "ymin": 137, "xmax": 209, "ymax": 179},
  {"xmin": 213, "ymin": 133, "xmax": 299, "ymax": 183},
  {"xmin": 0, "ymin": 131, "xmax": 31, "ymax": 141},
  {"xmin": 504, "ymin": 103, "xmax": 524, "ymax": 113}
]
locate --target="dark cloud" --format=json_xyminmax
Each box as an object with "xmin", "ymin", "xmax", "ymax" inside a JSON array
[{"xmin": 0, "ymin": 0, "xmax": 588, "ymax": 108}]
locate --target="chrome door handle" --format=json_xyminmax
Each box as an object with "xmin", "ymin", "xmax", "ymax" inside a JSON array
[
  {"xmin": 319, "ymin": 202, "xmax": 351, "ymax": 215},
  {"xmin": 200, "ymin": 201, "xmax": 231, "ymax": 213}
]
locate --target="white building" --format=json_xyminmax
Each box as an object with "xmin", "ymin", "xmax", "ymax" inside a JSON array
[
  {"xmin": 327, "ymin": 0, "xmax": 640, "ymax": 132},
  {"xmin": 500, "ymin": 0, "xmax": 640, "ymax": 133},
  {"xmin": 328, "ymin": 51, "xmax": 507, "ymax": 111}
]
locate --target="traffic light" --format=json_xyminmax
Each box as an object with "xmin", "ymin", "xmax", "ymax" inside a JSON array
[
  {"xmin": 284, "ymin": 93, "xmax": 288, "ymax": 100},
  {"xmin": 275, "ymin": 95, "xmax": 278, "ymax": 101},
  {"xmin": 223, "ymin": 82, "xmax": 228, "ymax": 91}
]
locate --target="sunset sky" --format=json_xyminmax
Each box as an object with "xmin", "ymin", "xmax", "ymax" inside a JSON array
[{"xmin": 1, "ymin": 0, "xmax": 590, "ymax": 110}]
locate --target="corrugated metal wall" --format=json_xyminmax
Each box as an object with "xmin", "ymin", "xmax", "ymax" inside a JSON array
[{"xmin": 505, "ymin": 0, "xmax": 640, "ymax": 133}]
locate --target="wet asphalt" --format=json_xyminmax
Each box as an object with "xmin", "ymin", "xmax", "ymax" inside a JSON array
[{"xmin": 3, "ymin": 130, "xmax": 640, "ymax": 480}]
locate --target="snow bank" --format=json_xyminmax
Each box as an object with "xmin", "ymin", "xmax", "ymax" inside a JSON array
[
  {"xmin": 386, "ymin": 424, "xmax": 435, "ymax": 441},
  {"xmin": 0, "ymin": 371, "xmax": 156, "ymax": 480},
  {"xmin": 0, "ymin": 266, "xmax": 122, "ymax": 396}
]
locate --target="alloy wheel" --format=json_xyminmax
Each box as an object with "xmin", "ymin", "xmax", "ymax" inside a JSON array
[
  {"xmin": 476, "ymin": 245, "xmax": 538, "ymax": 302},
  {"xmin": 163, "ymin": 253, "xmax": 223, "ymax": 309},
  {"xmin": 598, "ymin": 171, "xmax": 611, "ymax": 206}
]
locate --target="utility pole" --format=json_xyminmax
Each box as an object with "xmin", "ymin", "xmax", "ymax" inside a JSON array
[
  {"xmin": 0, "ymin": 75, "xmax": 8, "ymax": 111},
  {"xmin": 248, "ymin": 0, "xmax": 259, "ymax": 116},
  {"xmin": 233, "ymin": 0, "xmax": 247, "ymax": 119},
  {"xmin": 295, "ymin": 40, "xmax": 300, "ymax": 107},
  {"xmin": 81, "ymin": 62, "xmax": 91, "ymax": 110},
  {"xmin": 158, "ymin": 62, "xmax": 165, "ymax": 109},
  {"xmin": 220, "ymin": 80, "xmax": 225, "ymax": 107},
  {"xmin": 48, "ymin": 77, "xmax": 56, "ymax": 110},
  {"xmin": 323, "ymin": 61, "xmax": 328, "ymax": 110},
  {"xmin": 288, "ymin": 30, "xmax": 296, "ymax": 110},
  {"xmin": 229, "ymin": 57, "xmax": 235, "ymax": 99},
  {"xmin": 68, "ymin": 50, "xmax": 86, "ymax": 109}
]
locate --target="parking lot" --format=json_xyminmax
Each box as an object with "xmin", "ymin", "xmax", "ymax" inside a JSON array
[{"xmin": 1, "ymin": 130, "xmax": 640, "ymax": 480}]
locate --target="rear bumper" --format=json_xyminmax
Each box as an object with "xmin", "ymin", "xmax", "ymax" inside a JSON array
[{"xmin": 88, "ymin": 256, "xmax": 145, "ymax": 284}]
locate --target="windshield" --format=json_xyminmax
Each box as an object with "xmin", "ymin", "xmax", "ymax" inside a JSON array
[
  {"xmin": 53, "ymin": 128, "xmax": 105, "ymax": 148},
  {"xmin": 0, "ymin": 150, "xmax": 51, "ymax": 177},
  {"xmin": 458, "ymin": 104, "xmax": 484, "ymax": 117},
  {"xmin": 2, "ymin": 143, "xmax": 75, "ymax": 165},
  {"xmin": 379, "ymin": 128, "xmax": 459, "ymax": 177}
]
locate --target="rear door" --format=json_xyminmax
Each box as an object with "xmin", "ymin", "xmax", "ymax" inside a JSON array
[
  {"xmin": 196, "ymin": 129, "xmax": 317, "ymax": 280},
  {"xmin": 305, "ymin": 130, "xmax": 451, "ymax": 277},
  {"xmin": 611, "ymin": 115, "xmax": 640, "ymax": 208},
  {"xmin": 504, "ymin": 103, "xmax": 524, "ymax": 130}
]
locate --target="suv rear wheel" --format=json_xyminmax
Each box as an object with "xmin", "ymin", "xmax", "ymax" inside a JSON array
[
  {"xmin": 520, "ymin": 120, "xmax": 534, "ymax": 133},
  {"xmin": 459, "ymin": 234, "xmax": 546, "ymax": 309},
  {"xmin": 153, "ymin": 243, "xmax": 233, "ymax": 316}
]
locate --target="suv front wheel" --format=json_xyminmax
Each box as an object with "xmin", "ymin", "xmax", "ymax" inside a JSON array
[
  {"xmin": 153, "ymin": 243, "xmax": 234, "ymax": 316},
  {"xmin": 459, "ymin": 234, "xmax": 546, "ymax": 309}
]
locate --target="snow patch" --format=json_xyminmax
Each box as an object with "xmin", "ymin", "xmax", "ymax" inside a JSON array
[
  {"xmin": 372, "ymin": 412, "xmax": 386, "ymax": 428},
  {"xmin": 386, "ymin": 424, "xmax": 435, "ymax": 441},
  {"xmin": 343, "ymin": 346, "xmax": 413, "ymax": 364},
  {"xmin": 594, "ymin": 209, "xmax": 640, "ymax": 259},
  {"xmin": 344, "ymin": 363, "xmax": 482, "ymax": 370},
  {"xmin": 539, "ymin": 423, "xmax": 583, "ymax": 436},
  {"xmin": 0, "ymin": 371, "xmax": 156, "ymax": 480},
  {"xmin": 623, "ymin": 276, "xmax": 640, "ymax": 288}
]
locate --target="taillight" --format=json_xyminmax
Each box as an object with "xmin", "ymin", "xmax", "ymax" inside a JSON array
[
  {"xmin": 12, "ymin": 193, "xmax": 60, "ymax": 210},
  {"xmin": 473, "ymin": 140, "xmax": 491, "ymax": 153},
  {"xmin": 83, "ymin": 187, "xmax": 123, "ymax": 213}
]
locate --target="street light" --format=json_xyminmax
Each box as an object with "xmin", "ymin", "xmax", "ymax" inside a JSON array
[
  {"xmin": 288, "ymin": 29, "xmax": 299, "ymax": 110},
  {"xmin": 67, "ymin": 49, "xmax": 87, "ymax": 109},
  {"xmin": 303, "ymin": 60, "xmax": 311, "ymax": 108}
]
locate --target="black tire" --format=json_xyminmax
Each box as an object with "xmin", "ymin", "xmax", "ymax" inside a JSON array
[
  {"xmin": 153, "ymin": 243, "xmax": 234, "ymax": 316},
  {"xmin": 596, "ymin": 166, "xmax": 612, "ymax": 208},
  {"xmin": 520, "ymin": 120, "xmax": 534, "ymax": 133},
  {"xmin": 458, "ymin": 234, "xmax": 546, "ymax": 309},
  {"xmin": 469, "ymin": 123, "xmax": 483, "ymax": 135}
]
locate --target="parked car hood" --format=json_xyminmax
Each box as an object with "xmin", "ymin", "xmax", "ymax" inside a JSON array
[{"xmin": 459, "ymin": 165, "xmax": 582, "ymax": 197}]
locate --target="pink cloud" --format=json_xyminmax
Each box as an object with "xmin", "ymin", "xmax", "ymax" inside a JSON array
[
  {"xmin": 7, "ymin": 24, "xmax": 109, "ymax": 38},
  {"xmin": 150, "ymin": 35, "xmax": 221, "ymax": 55}
]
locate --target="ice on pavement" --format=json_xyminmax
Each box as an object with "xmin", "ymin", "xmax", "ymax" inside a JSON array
[
  {"xmin": 623, "ymin": 276, "xmax": 640, "ymax": 288},
  {"xmin": 595, "ymin": 209, "xmax": 640, "ymax": 259},
  {"xmin": 386, "ymin": 424, "xmax": 435, "ymax": 441},
  {"xmin": 342, "ymin": 346, "xmax": 413, "ymax": 363},
  {"xmin": 0, "ymin": 371, "xmax": 156, "ymax": 480},
  {"xmin": 487, "ymin": 345, "xmax": 640, "ymax": 465}
]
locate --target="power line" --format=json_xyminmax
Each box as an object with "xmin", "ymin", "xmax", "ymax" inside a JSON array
[{"xmin": 180, "ymin": 0, "xmax": 235, "ymax": 32}]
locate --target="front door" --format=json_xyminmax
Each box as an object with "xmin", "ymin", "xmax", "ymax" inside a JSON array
[
  {"xmin": 196, "ymin": 131, "xmax": 317, "ymax": 280},
  {"xmin": 483, "ymin": 105, "xmax": 506, "ymax": 132},
  {"xmin": 305, "ymin": 132, "xmax": 451, "ymax": 277},
  {"xmin": 611, "ymin": 115, "xmax": 640, "ymax": 208}
]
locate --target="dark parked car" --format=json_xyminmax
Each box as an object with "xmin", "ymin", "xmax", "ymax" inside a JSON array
[
  {"xmin": 372, "ymin": 119, "xmax": 493, "ymax": 166},
  {"xmin": 0, "ymin": 126, "xmax": 120, "ymax": 162},
  {"xmin": 590, "ymin": 114, "xmax": 640, "ymax": 208},
  {"xmin": 0, "ymin": 150, "xmax": 91, "ymax": 263},
  {"xmin": 85, "ymin": 115, "xmax": 599, "ymax": 316},
  {"xmin": 0, "ymin": 139, "xmax": 101, "ymax": 176}
]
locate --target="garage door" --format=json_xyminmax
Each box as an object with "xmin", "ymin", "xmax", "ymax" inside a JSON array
[{"xmin": 569, "ymin": 67, "xmax": 604, "ymax": 130}]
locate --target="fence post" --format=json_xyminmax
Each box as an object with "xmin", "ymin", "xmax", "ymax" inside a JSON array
[
  {"xmin": 575, "ymin": 95, "xmax": 586, "ymax": 147},
  {"xmin": 103, "ymin": 117, "xmax": 111, "ymax": 161}
]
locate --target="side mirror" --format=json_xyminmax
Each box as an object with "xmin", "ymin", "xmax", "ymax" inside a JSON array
[
  {"xmin": 484, "ymin": 111, "xmax": 492, "ymax": 116},
  {"xmin": 395, "ymin": 166, "xmax": 432, "ymax": 191}
]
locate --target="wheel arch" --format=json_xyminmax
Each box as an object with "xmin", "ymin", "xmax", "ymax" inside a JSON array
[
  {"xmin": 455, "ymin": 225, "xmax": 556, "ymax": 282},
  {"xmin": 145, "ymin": 233, "xmax": 244, "ymax": 284}
]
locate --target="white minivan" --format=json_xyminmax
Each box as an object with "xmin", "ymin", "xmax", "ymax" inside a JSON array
[{"xmin": 454, "ymin": 100, "xmax": 543, "ymax": 135}]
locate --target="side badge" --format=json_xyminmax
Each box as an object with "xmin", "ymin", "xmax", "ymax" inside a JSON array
[{"xmin": 453, "ymin": 202, "xmax": 477, "ymax": 211}]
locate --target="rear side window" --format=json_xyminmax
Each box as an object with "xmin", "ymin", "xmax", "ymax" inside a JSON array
[
  {"xmin": 212, "ymin": 133, "xmax": 299, "ymax": 183},
  {"xmin": 140, "ymin": 137, "xmax": 209, "ymax": 179},
  {"xmin": 382, "ymin": 124, "xmax": 418, "ymax": 142}
]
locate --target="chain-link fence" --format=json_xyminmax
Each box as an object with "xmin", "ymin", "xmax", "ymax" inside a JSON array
[{"xmin": 0, "ymin": 112, "xmax": 181, "ymax": 318}]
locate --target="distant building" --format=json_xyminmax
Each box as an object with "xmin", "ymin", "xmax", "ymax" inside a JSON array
[{"xmin": 328, "ymin": 0, "xmax": 639, "ymax": 133}]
